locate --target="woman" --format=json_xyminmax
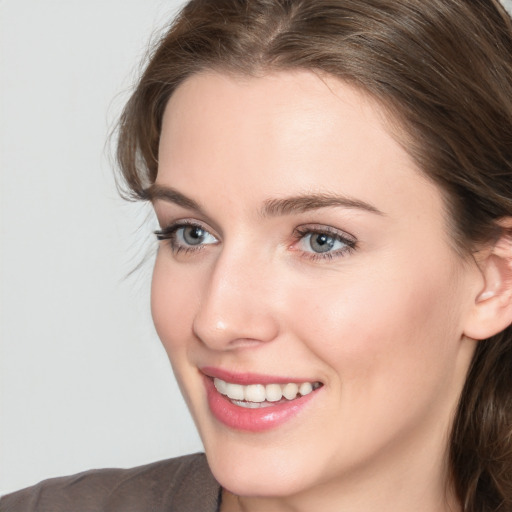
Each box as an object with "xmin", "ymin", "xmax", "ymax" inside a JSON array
[{"xmin": 2, "ymin": 0, "xmax": 512, "ymax": 511}]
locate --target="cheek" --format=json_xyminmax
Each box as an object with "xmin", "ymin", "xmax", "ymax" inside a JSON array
[
  {"xmin": 150, "ymin": 253, "xmax": 207, "ymax": 418},
  {"xmin": 151, "ymin": 254, "xmax": 197, "ymax": 359},
  {"xmin": 282, "ymin": 257, "xmax": 468, "ymax": 455},
  {"xmin": 286, "ymin": 253, "xmax": 465, "ymax": 400}
]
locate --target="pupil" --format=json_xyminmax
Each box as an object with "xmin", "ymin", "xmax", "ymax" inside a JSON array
[
  {"xmin": 184, "ymin": 226, "xmax": 204, "ymax": 245},
  {"xmin": 311, "ymin": 233, "xmax": 334, "ymax": 253}
]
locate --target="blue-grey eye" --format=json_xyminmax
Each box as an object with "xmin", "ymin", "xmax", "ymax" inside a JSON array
[
  {"xmin": 178, "ymin": 226, "xmax": 215, "ymax": 246},
  {"xmin": 309, "ymin": 233, "xmax": 336, "ymax": 253},
  {"xmin": 299, "ymin": 231, "xmax": 348, "ymax": 254}
]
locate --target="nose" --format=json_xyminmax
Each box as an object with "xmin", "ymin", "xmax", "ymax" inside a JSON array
[{"xmin": 192, "ymin": 247, "xmax": 280, "ymax": 350}]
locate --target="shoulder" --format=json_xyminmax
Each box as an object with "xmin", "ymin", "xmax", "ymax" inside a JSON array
[{"xmin": 0, "ymin": 453, "xmax": 220, "ymax": 512}]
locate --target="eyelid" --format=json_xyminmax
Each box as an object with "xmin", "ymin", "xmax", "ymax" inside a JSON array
[
  {"xmin": 294, "ymin": 224, "xmax": 357, "ymax": 243},
  {"xmin": 153, "ymin": 202, "xmax": 223, "ymax": 239},
  {"xmin": 154, "ymin": 219, "xmax": 219, "ymax": 254},
  {"xmin": 155, "ymin": 218, "xmax": 217, "ymax": 237},
  {"xmin": 154, "ymin": 219, "xmax": 357, "ymax": 261},
  {"xmin": 291, "ymin": 224, "xmax": 358, "ymax": 261}
]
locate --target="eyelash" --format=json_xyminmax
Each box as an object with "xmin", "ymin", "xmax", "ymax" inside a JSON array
[
  {"xmin": 154, "ymin": 221, "xmax": 215, "ymax": 256},
  {"xmin": 292, "ymin": 226, "xmax": 357, "ymax": 261},
  {"xmin": 154, "ymin": 222, "xmax": 357, "ymax": 261}
]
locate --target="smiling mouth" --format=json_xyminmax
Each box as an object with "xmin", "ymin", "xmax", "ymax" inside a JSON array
[{"xmin": 213, "ymin": 377, "xmax": 323, "ymax": 408}]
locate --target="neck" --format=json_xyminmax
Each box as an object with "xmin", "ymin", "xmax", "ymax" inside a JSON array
[
  {"xmin": 219, "ymin": 427, "xmax": 462, "ymax": 512},
  {"xmin": 221, "ymin": 470, "xmax": 460, "ymax": 512}
]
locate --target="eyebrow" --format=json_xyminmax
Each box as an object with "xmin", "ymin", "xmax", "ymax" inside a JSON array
[
  {"xmin": 145, "ymin": 184, "xmax": 204, "ymax": 213},
  {"xmin": 145, "ymin": 184, "xmax": 383, "ymax": 217},
  {"xmin": 262, "ymin": 193, "xmax": 383, "ymax": 217}
]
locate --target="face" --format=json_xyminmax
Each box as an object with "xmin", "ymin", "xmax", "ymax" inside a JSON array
[{"xmin": 151, "ymin": 71, "xmax": 479, "ymax": 503}]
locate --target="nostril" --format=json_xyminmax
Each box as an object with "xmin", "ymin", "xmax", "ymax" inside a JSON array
[{"xmin": 192, "ymin": 306, "xmax": 280, "ymax": 350}]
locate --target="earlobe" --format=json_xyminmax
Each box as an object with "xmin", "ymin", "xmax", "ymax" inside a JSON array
[{"xmin": 464, "ymin": 219, "xmax": 512, "ymax": 341}]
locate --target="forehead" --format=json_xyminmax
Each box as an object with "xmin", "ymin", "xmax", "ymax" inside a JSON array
[
  {"xmin": 157, "ymin": 70, "xmax": 443, "ymax": 228},
  {"xmin": 160, "ymin": 70, "xmax": 393, "ymax": 164}
]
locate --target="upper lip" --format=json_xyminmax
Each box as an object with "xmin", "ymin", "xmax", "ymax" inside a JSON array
[{"xmin": 200, "ymin": 366, "xmax": 320, "ymax": 385}]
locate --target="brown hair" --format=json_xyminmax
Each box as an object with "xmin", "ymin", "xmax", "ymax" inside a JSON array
[{"xmin": 116, "ymin": 1, "xmax": 512, "ymax": 510}]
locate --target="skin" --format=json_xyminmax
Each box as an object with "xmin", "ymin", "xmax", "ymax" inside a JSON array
[{"xmin": 150, "ymin": 70, "xmax": 485, "ymax": 512}]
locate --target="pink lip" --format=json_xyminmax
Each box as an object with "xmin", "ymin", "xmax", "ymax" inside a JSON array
[
  {"xmin": 201, "ymin": 366, "xmax": 311, "ymax": 385},
  {"xmin": 202, "ymin": 372, "xmax": 321, "ymax": 432}
]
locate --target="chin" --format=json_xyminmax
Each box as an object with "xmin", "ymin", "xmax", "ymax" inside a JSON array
[
  {"xmin": 210, "ymin": 458, "xmax": 311, "ymax": 498},
  {"xmin": 201, "ymin": 430, "xmax": 324, "ymax": 498}
]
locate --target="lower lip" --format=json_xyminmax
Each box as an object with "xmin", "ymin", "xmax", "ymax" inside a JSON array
[{"xmin": 204, "ymin": 376, "xmax": 318, "ymax": 432}]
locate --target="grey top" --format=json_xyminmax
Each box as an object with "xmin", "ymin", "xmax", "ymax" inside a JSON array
[{"xmin": 0, "ymin": 453, "xmax": 221, "ymax": 512}]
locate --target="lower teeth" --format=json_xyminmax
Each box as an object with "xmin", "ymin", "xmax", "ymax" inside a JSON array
[
  {"xmin": 231, "ymin": 400, "xmax": 277, "ymax": 408},
  {"xmin": 230, "ymin": 396, "xmax": 300, "ymax": 408}
]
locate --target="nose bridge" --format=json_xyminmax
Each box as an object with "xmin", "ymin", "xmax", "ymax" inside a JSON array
[{"xmin": 193, "ymin": 241, "xmax": 279, "ymax": 349}]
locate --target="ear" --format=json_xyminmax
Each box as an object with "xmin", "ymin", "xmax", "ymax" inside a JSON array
[{"xmin": 463, "ymin": 218, "xmax": 512, "ymax": 340}]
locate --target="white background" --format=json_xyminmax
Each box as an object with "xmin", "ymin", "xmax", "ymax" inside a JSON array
[
  {"xmin": 2, "ymin": 0, "xmax": 512, "ymax": 498},
  {"xmin": 0, "ymin": 0, "xmax": 202, "ymax": 495}
]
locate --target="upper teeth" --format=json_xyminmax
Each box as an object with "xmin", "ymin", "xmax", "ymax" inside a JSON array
[{"xmin": 213, "ymin": 378, "xmax": 321, "ymax": 403}]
